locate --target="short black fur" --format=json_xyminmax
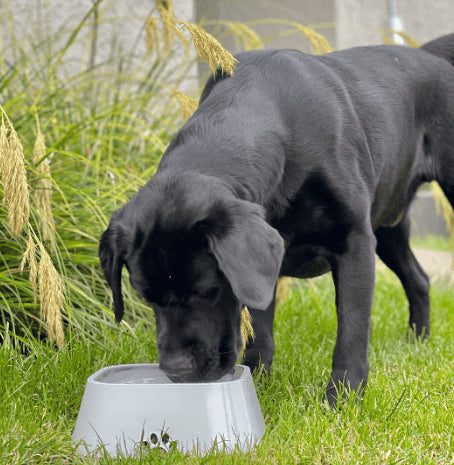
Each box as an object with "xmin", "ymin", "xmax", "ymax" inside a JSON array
[{"xmin": 100, "ymin": 34, "xmax": 454, "ymax": 405}]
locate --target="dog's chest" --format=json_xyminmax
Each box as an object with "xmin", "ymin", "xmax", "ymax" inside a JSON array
[{"xmin": 270, "ymin": 173, "xmax": 354, "ymax": 278}]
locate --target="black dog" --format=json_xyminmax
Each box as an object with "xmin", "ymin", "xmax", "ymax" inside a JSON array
[{"xmin": 100, "ymin": 34, "xmax": 454, "ymax": 405}]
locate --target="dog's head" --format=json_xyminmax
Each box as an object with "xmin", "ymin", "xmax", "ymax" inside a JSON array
[{"xmin": 99, "ymin": 173, "xmax": 284, "ymax": 382}]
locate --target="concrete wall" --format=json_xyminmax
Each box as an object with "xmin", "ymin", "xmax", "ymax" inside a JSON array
[
  {"xmin": 196, "ymin": 0, "xmax": 336, "ymax": 54},
  {"xmin": 196, "ymin": 0, "xmax": 454, "ymax": 52},
  {"xmin": 0, "ymin": 0, "xmax": 197, "ymax": 89},
  {"xmin": 410, "ymin": 192, "xmax": 450, "ymax": 238},
  {"xmin": 2, "ymin": 1, "xmax": 453, "ymax": 81},
  {"xmin": 337, "ymin": 0, "xmax": 454, "ymax": 49}
]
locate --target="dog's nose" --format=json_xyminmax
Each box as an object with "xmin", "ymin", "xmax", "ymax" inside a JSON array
[{"xmin": 159, "ymin": 353, "xmax": 194, "ymax": 382}]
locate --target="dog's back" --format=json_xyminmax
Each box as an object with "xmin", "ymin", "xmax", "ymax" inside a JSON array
[
  {"xmin": 420, "ymin": 33, "xmax": 454, "ymax": 67},
  {"xmin": 183, "ymin": 38, "xmax": 454, "ymax": 229}
]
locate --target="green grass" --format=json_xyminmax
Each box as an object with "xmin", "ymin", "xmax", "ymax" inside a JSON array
[
  {"xmin": 411, "ymin": 234, "xmax": 453, "ymax": 253},
  {"xmin": 2, "ymin": 269, "xmax": 454, "ymax": 464}
]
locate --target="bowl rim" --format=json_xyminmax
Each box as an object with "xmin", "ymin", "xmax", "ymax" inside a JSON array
[{"xmin": 87, "ymin": 363, "xmax": 251, "ymax": 387}]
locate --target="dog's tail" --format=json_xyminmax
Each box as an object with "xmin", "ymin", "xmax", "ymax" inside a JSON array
[{"xmin": 420, "ymin": 33, "xmax": 454, "ymax": 67}]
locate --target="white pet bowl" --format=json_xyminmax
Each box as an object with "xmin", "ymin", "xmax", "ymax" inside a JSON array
[{"xmin": 73, "ymin": 364, "xmax": 265, "ymax": 456}]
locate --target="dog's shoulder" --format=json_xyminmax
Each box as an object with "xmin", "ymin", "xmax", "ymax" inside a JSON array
[{"xmin": 199, "ymin": 49, "xmax": 314, "ymax": 103}]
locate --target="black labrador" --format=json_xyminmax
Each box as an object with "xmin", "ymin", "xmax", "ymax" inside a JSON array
[{"xmin": 99, "ymin": 34, "xmax": 454, "ymax": 405}]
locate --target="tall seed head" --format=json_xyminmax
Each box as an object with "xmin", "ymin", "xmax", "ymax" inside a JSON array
[
  {"xmin": 294, "ymin": 25, "xmax": 332, "ymax": 54},
  {"xmin": 157, "ymin": 0, "xmax": 177, "ymax": 53},
  {"xmin": 239, "ymin": 306, "xmax": 254, "ymax": 360},
  {"xmin": 19, "ymin": 232, "xmax": 38, "ymax": 301},
  {"xmin": 33, "ymin": 131, "xmax": 55, "ymax": 241},
  {"xmin": 178, "ymin": 21, "xmax": 238, "ymax": 75},
  {"xmin": 225, "ymin": 21, "xmax": 262, "ymax": 51},
  {"xmin": 171, "ymin": 90, "xmax": 198, "ymax": 121},
  {"xmin": 38, "ymin": 242, "xmax": 65, "ymax": 347},
  {"xmin": 146, "ymin": 16, "xmax": 159, "ymax": 56},
  {"xmin": 276, "ymin": 277, "xmax": 291, "ymax": 306},
  {"xmin": 0, "ymin": 116, "xmax": 7, "ymax": 171},
  {"xmin": 0, "ymin": 116, "xmax": 30, "ymax": 238}
]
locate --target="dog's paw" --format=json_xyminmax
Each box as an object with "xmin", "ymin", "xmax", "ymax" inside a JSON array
[{"xmin": 325, "ymin": 374, "xmax": 366, "ymax": 409}]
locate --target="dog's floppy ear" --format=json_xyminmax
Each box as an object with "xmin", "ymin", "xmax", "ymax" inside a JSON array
[
  {"xmin": 208, "ymin": 200, "xmax": 284, "ymax": 310},
  {"xmin": 99, "ymin": 223, "xmax": 126, "ymax": 322}
]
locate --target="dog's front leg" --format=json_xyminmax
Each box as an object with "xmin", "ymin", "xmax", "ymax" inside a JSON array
[
  {"xmin": 326, "ymin": 227, "xmax": 376, "ymax": 407},
  {"xmin": 242, "ymin": 293, "xmax": 276, "ymax": 376}
]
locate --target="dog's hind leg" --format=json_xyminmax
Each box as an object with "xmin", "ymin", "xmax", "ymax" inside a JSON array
[
  {"xmin": 242, "ymin": 294, "xmax": 276, "ymax": 376},
  {"xmin": 375, "ymin": 214, "xmax": 430, "ymax": 338}
]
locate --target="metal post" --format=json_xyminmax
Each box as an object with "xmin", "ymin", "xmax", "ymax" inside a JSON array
[{"xmin": 385, "ymin": 0, "xmax": 404, "ymax": 45}]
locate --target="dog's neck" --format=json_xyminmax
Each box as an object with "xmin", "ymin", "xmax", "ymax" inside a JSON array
[{"xmin": 157, "ymin": 132, "xmax": 286, "ymax": 208}]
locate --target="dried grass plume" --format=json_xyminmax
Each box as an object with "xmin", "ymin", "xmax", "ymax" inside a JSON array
[
  {"xmin": 276, "ymin": 277, "xmax": 291, "ymax": 306},
  {"xmin": 146, "ymin": 16, "xmax": 159, "ymax": 56},
  {"xmin": 156, "ymin": 0, "xmax": 177, "ymax": 52},
  {"xmin": 293, "ymin": 24, "xmax": 332, "ymax": 54},
  {"xmin": 0, "ymin": 113, "xmax": 30, "ymax": 238},
  {"xmin": 171, "ymin": 90, "xmax": 198, "ymax": 120},
  {"xmin": 239, "ymin": 306, "xmax": 254, "ymax": 359},
  {"xmin": 38, "ymin": 242, "xmax": 65, "ymax": 347},
  {"xmin": 224, "ymin": 21, "xmax": 262, "ymax": 50},
  {"xmin": 33, "ymin": 130, "xmax": 55, "ymax": 241},
  {"xmin": 19, "ymin": 232, "xmax": 38, "ymax": 299},
  {"xmin": 1, "ymin": 106, "xmax": 65, "ymax": 347},
  {"xmin": 178, "ymin": 21, "xmax": 238, "ymax": 75},
  {"xmin": 147, "ymin": 0, "xmax": 188, "ymax": 56}
]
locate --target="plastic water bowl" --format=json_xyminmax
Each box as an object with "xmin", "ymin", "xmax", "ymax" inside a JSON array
[{"xmin": 73, "ymin": 364, "xmax": 265, "ymax": 456}]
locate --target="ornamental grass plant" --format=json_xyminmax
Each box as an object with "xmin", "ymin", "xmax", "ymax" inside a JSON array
[{"xmin": 0, "ymin": 0, "xmax": 190, "ymax": 346}]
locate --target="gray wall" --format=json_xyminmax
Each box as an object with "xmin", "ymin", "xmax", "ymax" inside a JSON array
[
  {"xmin": 0, "ymin": 0, "xmax": 197, "ymax": 90},
  {"xmin": 196, "ymin": 0, "xmax": 336, "ymax": 54},
  {"xmin": 337, "ymin": 0, "xmax": 454, "ymax": 49},
  {"xmin": 2, "ymin": 0, "xmax": 453, "ymax": 87},
  {"xmin": 196, "ymin": 0, "xmax": 454, "ymax": 53}
]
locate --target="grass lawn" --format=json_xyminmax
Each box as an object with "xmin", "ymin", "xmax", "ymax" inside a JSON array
[
  {"xmin": 2, "ymin": 266, "xmax": 454, "ymax": 465},
  {"xmin": 411, "ymin": 234, "xmax": 453, "ymax": 253}
]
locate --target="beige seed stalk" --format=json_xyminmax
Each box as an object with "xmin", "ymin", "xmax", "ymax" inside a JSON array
[
  {"xmin": 239, "ymin": 306, "xmax": 254, "ymax": 359},
  {"xmin": 171, "ymin": 90, "xmax": 199, "ymax": 121},
  {"xmin": 276, "ymin": 277, "xmax": 291, "ymax": 306},
  {"xmin": 38, "ymin": 242, "xmax": 65, "ymax": 347},
  {"xmin": 33, "ymin": 131, "xmax": 55, "ymax": 241},
  {"xmin": 224, "ymin": 21, "xmax": 262, "ymax": 51},
  {"xmin": 0, "ymin": 114, "xmax": 30, "ymax": 238},
  {"xmin": 393, "ymin": 31, "xmax": 420, "ymax": 48},
  {"xmin": 157, "ymin": 0, "xmax": 176, "ymax": 53},
  {"xmin": 146, "ymin": 16, "xmax": 159, "ymax": 56},
  {"xmin": 178, "ymin": 21, "xmax": 238, "ymax": 75},
  {"xmin": 0, "ymin": 116, "xmax": 7, "ymax": 177},
  {"xmin": 19, "ymin": 232, "xmax": 38, "ymax": 300},
  {"xmin": 1, "ymin": 107, "xmax": 65, "ymax": 346},
  {"xmin": 293, "ymin": 24, "xmax": 332, "ymax": 54}
]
